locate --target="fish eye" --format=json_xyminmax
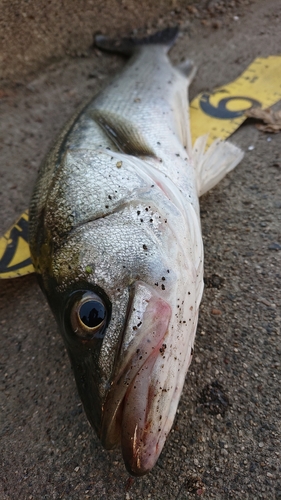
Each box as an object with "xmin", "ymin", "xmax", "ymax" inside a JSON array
[{"xmin": 70, "ymin": 292, "xmax": 107, "ymax": 339}]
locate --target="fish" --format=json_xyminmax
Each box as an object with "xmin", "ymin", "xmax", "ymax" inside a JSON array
[{"xmin": 29, "ymin": 27, "xmax": 244, "ymax": 476}]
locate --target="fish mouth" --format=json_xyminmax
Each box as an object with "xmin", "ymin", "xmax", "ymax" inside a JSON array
[{"xmin": 100, "ymin": 281, "xmax": 172, "ymax": 476}]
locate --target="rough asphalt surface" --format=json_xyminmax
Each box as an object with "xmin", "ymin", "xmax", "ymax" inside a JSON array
[{"xmin": 1, "ymin": 1, "xmax": 280, "ymax": 498}]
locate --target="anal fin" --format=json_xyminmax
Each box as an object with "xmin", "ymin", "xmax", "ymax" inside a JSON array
[{"xmin": 90, "ymin": 109, "xmax": 156, "ymax": 157}]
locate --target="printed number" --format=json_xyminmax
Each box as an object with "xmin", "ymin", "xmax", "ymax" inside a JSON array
[
  {"xmin": 0, "ymin": 216, "xmax": 32, "ymax": 274},
  {"xmin": 199, "ymin": 93, "xmax": 261, "ymax": 119}
]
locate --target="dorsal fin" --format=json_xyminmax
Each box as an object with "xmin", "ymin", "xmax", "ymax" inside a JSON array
[
  {"xmin": 95, "ymin": 27, "xmax": 179, "ymax": 56},
  {"xmin": 91, "ymin": 109, "xmax": 155, "ymax": 157}
]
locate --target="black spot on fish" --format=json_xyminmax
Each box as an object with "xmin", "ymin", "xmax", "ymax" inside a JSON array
[{"xmin": 159, "ymin": 344, "xmax": 166, "ymax": 355}]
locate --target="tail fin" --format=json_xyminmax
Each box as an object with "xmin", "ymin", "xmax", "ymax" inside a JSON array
[
  {"xmin": 95, "ymin": 27, "xmax": 179, "ymax": 56},
  {"xmin": 193, "ymin": 135, "xmax": 244, "ymax": 197}
]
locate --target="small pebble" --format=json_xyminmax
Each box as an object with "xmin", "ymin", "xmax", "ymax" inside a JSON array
[
  {"xmin": 212, "ymin": 20, "xmax": 222, "ymax": 29},
  {"xmin": 268, "ymin": 242, "xmax": 281, "ymax": 251},
  {"xmin": 211, "ymin": 308, "xmax": 222, "ymax": 315},
  {"xmin": 248, "ymin": 145, "xmax": 255, "ymax": 150}
]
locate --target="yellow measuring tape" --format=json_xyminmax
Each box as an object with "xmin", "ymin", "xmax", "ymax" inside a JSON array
[
  {"xmin": 190, "ymin": 55, "xmax": 281, "ymax": 146},
  {"xmin": 0, "ymin": 210, "xmax": 34, "ymax": 278},
  {"xmin": 1, "ymin": 55, "xmax": 281, "ymax": 279}
]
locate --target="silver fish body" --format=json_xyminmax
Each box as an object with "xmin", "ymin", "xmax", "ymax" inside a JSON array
[{"xmin": 29, "ymin": 28, "xmax": 243, "ymax": 475}]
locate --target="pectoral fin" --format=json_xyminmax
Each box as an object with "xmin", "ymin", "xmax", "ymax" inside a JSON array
[{"xmin": 91, "ymin": 109, "xmax": 156, "ymax": 157}]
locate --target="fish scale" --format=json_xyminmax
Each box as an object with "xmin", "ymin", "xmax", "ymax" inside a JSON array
[{"xmin": 91, "ymin": 46, "xmax": 196, "ymax": 201}]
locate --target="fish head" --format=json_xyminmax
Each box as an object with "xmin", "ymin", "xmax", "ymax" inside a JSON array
[{"xmin": 32, "ymin": 150, "xmax": 201, "ymax": 475}]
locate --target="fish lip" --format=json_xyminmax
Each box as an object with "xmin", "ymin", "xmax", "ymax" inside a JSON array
[
  {"xmin": 120, "ymin": 367, "xmax": 164, "ymax": 477},
  {"xmin": 100, "ymin": 282, "xmax": 172, "ymax": 473},
  {"xmin": 99, "ymin": 343, "xmax": 156, "ymax": 451},
  {"xmin": 101, "ymin": 331, "xmax": 168, "ymax": 473}
]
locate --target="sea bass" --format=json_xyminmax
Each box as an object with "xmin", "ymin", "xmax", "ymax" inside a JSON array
[{"xmin": 29, "ymin": 28, "xmax": 243, "ymax": 476}]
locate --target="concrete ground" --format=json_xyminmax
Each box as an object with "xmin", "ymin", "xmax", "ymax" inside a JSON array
[{"xmin": 0, "ymin": 1, "xmax": 280, "ymax": 498}]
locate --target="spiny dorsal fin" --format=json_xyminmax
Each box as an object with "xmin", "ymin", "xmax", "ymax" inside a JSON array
[{"xmin": 91, "ymin": 109, "xmax": 156, "ymax": 157}]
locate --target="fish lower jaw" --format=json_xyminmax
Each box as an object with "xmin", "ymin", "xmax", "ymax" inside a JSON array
[
  {"xmin": 100, "ymin": 346, "xmax": 170, "ymax": 475},
  {"xmin": 100, "ymin": 330, "xmax": 172, "ymax": 475},
  {"xmin": 122, "ymin": 425, "xmax": 167, "ymax": 477},
  {"xmin": 120, "ymin": 370, "xmax": 171, "ymax": 476}
]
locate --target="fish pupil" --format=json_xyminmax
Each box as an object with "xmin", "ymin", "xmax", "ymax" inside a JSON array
[{"xmin": 79, "ymin": 301, "xmax": 106, "ymax": 328}]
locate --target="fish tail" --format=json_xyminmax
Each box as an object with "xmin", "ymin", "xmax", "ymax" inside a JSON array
[{"xmin": 95, "ymin": 26, "xmax": 179, "ymax": 55}]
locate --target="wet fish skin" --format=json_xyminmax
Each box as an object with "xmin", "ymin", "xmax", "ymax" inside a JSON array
[{"xmin": 29, "ymin": 28, "xmax": 243, "ymax": 476}]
